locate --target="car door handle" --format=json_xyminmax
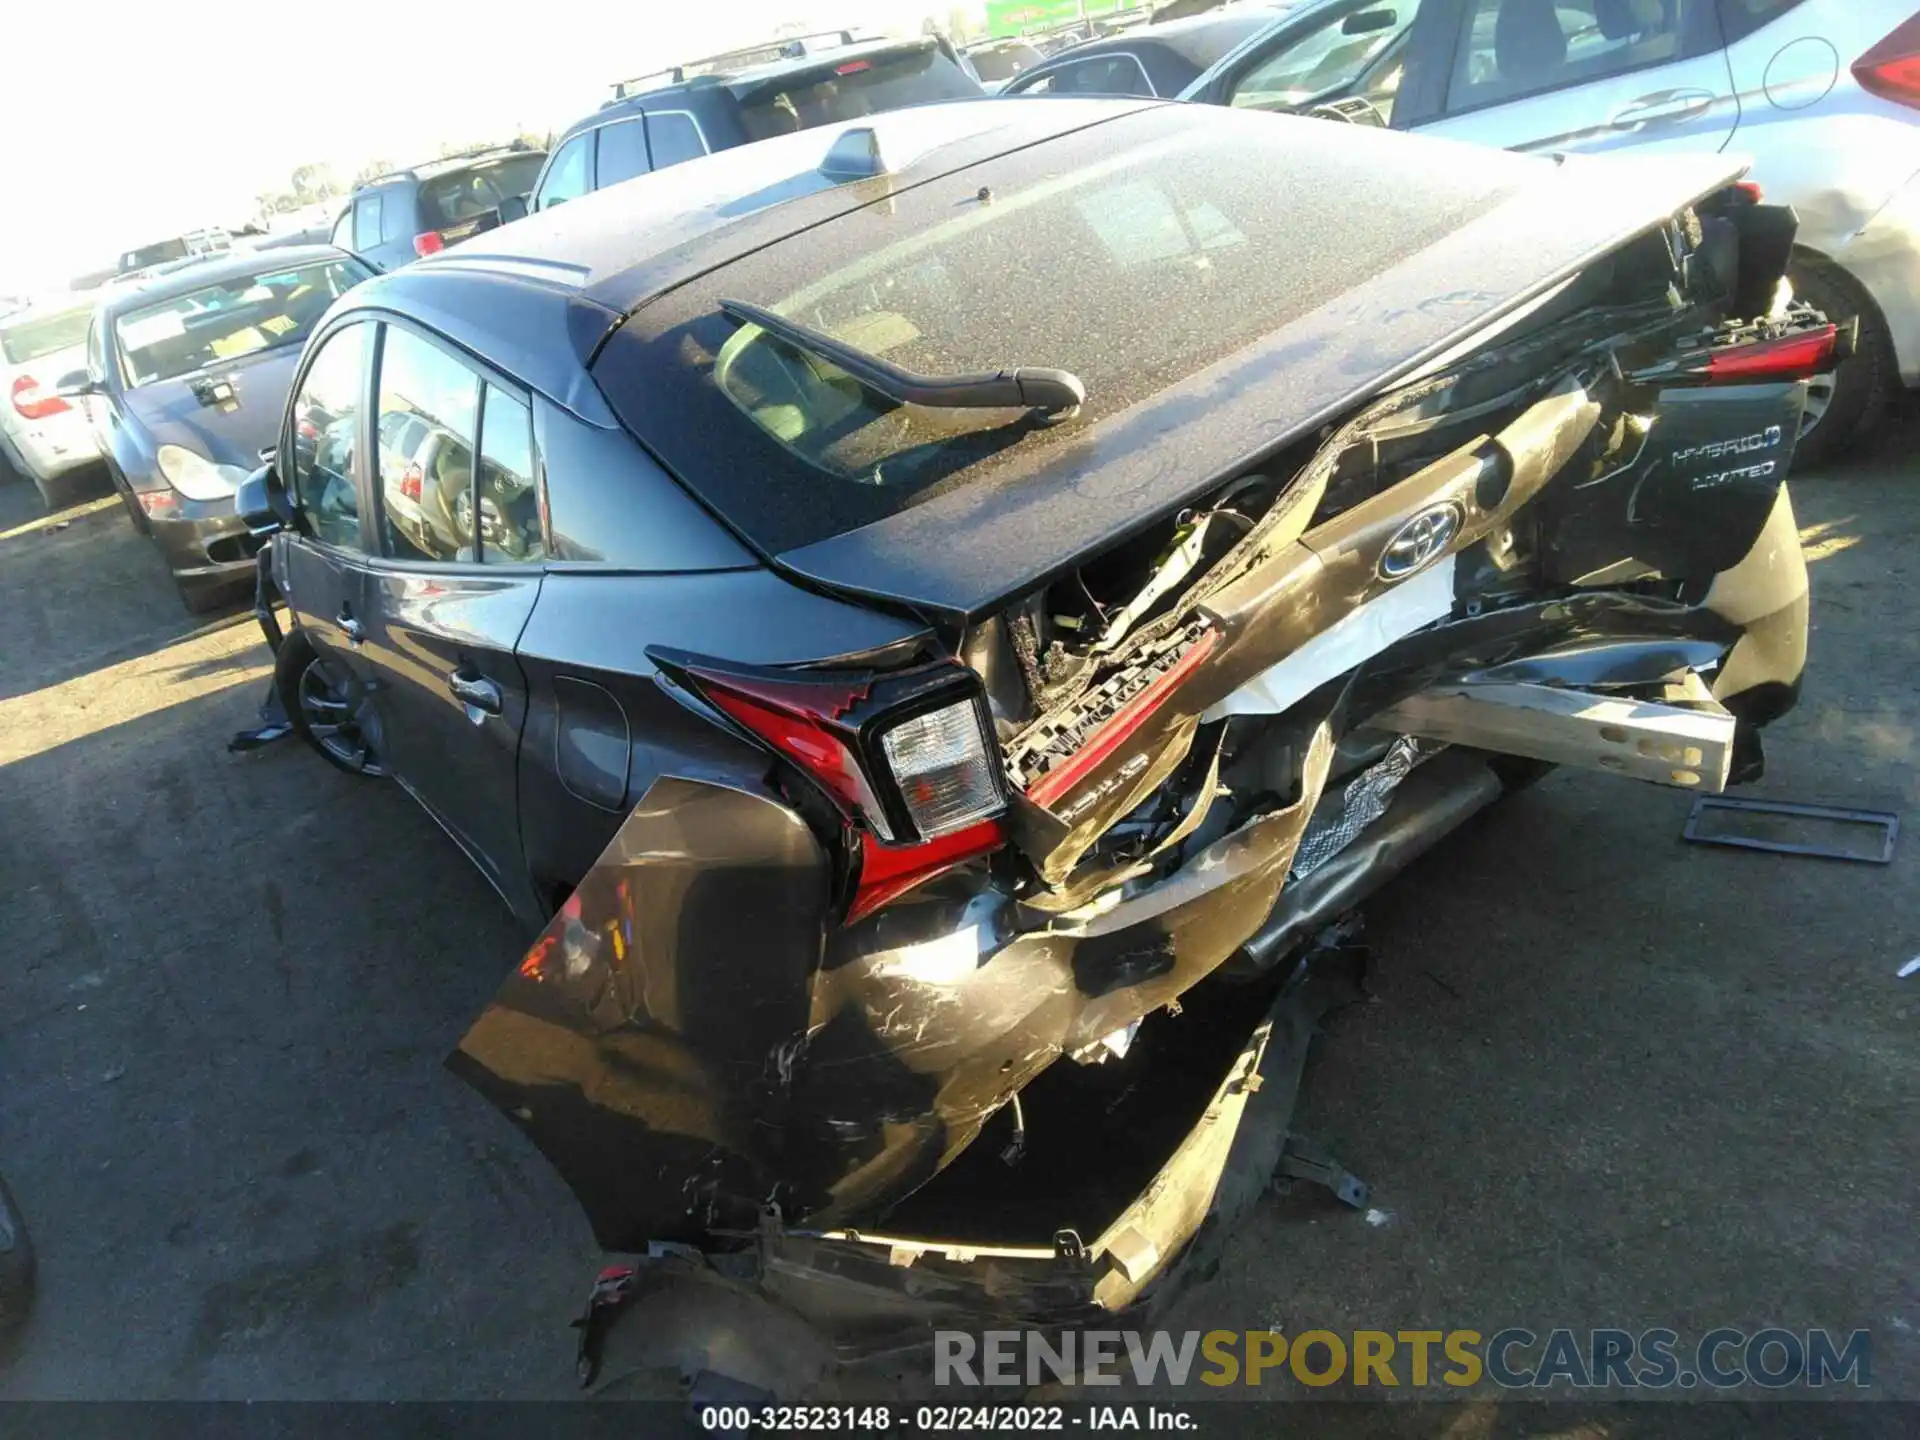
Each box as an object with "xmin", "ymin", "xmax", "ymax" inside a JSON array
[
  {"xmin": 1609, "ymin": 91, "xmax": 1715, "ymax": 129},
  {"xmin": 448, "ymin": 669, "xmax": 502, "ymax": 717},
  {"xmin": 337, "ymin": 607, "xmax": 365, "ymax": 645}
]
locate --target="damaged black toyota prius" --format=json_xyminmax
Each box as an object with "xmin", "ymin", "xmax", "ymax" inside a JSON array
[{"xmin": 242, "ymin": 97, "xmax": 1829, "ymax": 1382}]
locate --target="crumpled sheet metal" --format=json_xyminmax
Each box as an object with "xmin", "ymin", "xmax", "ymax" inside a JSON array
[{"xmin": 453, "ymin": 728, "xmax": 1336, "ymax": 1252}]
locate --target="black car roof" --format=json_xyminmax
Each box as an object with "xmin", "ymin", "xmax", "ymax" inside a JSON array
[
  {"xmin": 95, "ymin": 245, "xmax": 357, "ymax": 319},
  {"xmin": 333, "ymin": 100, "xmax": 1148, "ymax": 419}
]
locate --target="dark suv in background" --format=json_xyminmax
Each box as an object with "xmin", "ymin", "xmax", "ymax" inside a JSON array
[
  {"xmin": 525, "ymin": 32, "xmax": 982, "ymax": 212},
  {"xmin": 333, "ymin": 144, "xmax": 547, "ymax": 271}
]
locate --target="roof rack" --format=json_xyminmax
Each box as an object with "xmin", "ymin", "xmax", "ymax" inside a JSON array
[
  {"xmin": 611, "ymin": 29, "xmax": 878, "ymax": 98},
  {"xmin": 360, "ymin": 141, "xmax": 537, "ymax": 189}
]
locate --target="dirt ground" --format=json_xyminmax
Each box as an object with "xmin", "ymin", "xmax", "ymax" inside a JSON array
[{"xmin": 0, "ymin": 416, "xmax": 1915, "ymax": 1418}]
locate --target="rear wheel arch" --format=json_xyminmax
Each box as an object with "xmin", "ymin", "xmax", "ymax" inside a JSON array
[{"xmin": 1786, "ymin": 245, "xmax": 1896, "ymax": 463}]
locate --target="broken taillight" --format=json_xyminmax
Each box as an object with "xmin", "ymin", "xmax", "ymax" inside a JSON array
[
  {"xmin": 1855, "ymin": 13, "xmax": 1920, "ymax": 109},
  {"xmin": 660, "ymin": 652, "xmax": 1009, "ymax": 920},
  {"xmin": 1705, "ymin": 326, "xmax": 1840, "ymax": 382},
  {"xmin": 1627, "ymin": 322, "xmax": 1843, "ymax": 389},
  {"xmin": 1026, "ymin": 627, "xmax": 1219, "ymax": 809}
]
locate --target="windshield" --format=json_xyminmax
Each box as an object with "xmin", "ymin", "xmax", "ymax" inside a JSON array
[
  {"xmin": 737, "ymin": 46, "xmax": 984, "ymax": 141},
  {"xmin": 114, "ymin": 259, "xmax": 369, "ymax": 387},
  {"xmin": 1, "ymin": 304, "xmax": 93, "ymax": 366},
  {"xmin": 419, "ymin": 154, "xmax": 546, "ymax": 229},
  {"xmin": 597, "ymin": 106, "xmax": 1532, "ymax": 554}
]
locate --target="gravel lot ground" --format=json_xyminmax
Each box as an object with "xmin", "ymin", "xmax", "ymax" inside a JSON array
[{"xmin": 1, "ymin": 418, "xmax": 1915, "ymax": 1420}]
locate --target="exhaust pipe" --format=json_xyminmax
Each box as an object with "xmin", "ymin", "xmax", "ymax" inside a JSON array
[{"xmin": 1232, "ymin": 748, "xmax": 1503, "ymax": 975}]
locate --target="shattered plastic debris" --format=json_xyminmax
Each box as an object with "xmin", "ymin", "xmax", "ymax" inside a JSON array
[
  {"xmin": 228, "ymin": 678, "xmax": 293, "ymax": 752},
  {"xmin": 1290, "ymin": 736, "xmax": 1437, "ymax": 879},
  {"xmin": 1898, "ymin": 956, "xmax": 1920, "ymax": 980}
]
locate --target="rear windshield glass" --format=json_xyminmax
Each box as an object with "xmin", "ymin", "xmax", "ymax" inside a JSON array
[
  {"xmin": 115, "ymin": 259, "xmax": 370, "ymax": 387},
  {"xmin": 595, "ymin": 108, "xmax": 1533, "ymax": 555},
  {"xmin": 1, "ymin": 305, "xmax": 93, "ymax": 365},
  {"xmin": 419, "ymin": 154, "xmax": 546, "ymax": 230},
  {"xmin": 737, "ymin": 46, "xmax": 983, "ymax": 141},
  {"xmin": 967, "ymin": 43, "xmax": 1044, "ymax": 82}
]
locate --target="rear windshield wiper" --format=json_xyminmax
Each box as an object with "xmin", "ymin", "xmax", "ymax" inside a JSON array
[{"xmin": 719, "ymin": 298, "xmax": 1086, "ymax": 416}]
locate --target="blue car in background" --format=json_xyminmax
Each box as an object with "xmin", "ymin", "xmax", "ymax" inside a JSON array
[{"xmin": 56, "ymin": 245, "xmax": 371, "ymax": 610}]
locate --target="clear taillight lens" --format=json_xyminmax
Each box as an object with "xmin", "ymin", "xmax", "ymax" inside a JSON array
[{"xmin": 880, "ymin": 700, "xmax": 1004, "ymax": 840}]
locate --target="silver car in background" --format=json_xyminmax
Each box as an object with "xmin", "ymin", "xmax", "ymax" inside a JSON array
[
  {"xmin": 0, "ymin": 298, "xmax": 101, "ymax": 507},
  {"xmin": 1182, "ymin": 0, "xmax": 1920, "ymax": 462}
]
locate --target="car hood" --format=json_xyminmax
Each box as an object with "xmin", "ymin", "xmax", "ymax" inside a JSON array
[
  {"xmin": 121, "ymin": 343, "xmax": 302, "ymax": 466},
  {"xmin": 767, "ymin": 148, "xmax": 1752, "ymax": 626}
]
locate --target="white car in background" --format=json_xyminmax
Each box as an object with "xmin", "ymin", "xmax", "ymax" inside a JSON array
[
  {"xmin": 1182, "ymin": 0, "xmax": 1920, "ymax": 463},
  {"xmin": 0, "ymin": 297, "xmax": 101, "ymax": 507}
]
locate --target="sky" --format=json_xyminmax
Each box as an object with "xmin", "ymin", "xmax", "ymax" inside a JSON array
[{"xmin": 0, "ymin": 0, "xmax": 976, "ymax": 297}]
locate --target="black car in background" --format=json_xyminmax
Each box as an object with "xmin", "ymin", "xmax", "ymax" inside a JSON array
[
  {"xmin": 237, "ymin": 99, "xmax": 1829, "ymax": 1342},
  {"xmin": 1000, "ymin": 6, "xmax": 1284, "ymax": 96},
  {"xmin": 524, "ymin": 34, "xmax": 982, "ymax": 213},
  {"xmin": 57, "ymin": 245, "xmax": 371, "ymax": 610},
  {"xmin": 332, "ymin": 145, "xmax": 546, "ymax": 272}
]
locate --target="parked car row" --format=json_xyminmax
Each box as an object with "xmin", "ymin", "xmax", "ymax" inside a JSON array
[{"xmin": 16, "ymin": 3, "xmax": 1910, "ymax": 603}]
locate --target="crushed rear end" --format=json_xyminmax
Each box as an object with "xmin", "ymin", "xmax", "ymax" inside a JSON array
[{"xmin": 450, "ymin": 107, "xmax": 1828, "ymax": 1384}]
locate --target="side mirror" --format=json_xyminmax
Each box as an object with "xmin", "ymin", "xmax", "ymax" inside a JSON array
[
  {"xmin": 1343, "ymin": 7, "xmax": 1397, "ymax": 34},
  {"xmin": 497, "ymin": 194, "xmax": 529, "ymax": 224},
  {"xmin": 53, "ymin": 369, "xmax": 96, "ymax": 399},
  {"xmin": 236, "ymin": 461, "xmax": 294, "ymax": 534}
]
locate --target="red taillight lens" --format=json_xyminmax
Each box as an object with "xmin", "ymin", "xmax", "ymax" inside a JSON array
[
  {"xmin": 850, "ymin": 817, "xmax": 1005, "ymax": 923},
  {"xmin": 1706, "ymin": 324, "xmax": 1840, "ymax": 383},
  {"xmin": 1027, "ymin": 628, "xmax": 1219, "ymax": 810},
  {"xmin": 835, "ymin": 59, "xmax": 873, "ymax": 75},
  {"xmin": 703, "ymin": 686, "xmax": 892, "ymax": 832},
  {"xmin": 399, "ymin": 461, "xmax": 423, "ymax": 501},
  {"xmin": 673, "ymin": 656, "xmax": 1010, "ymax": 920},
  {"xmin": 137, "ymin": 490, "xmax": 180, "ymax": 517},
  {"xmin": 10, "ymin": 374, "xmax": 69, "ymax": 420},
  {"xmin": 1734, "ymin": 180, "xmax": 1763, "ymax": 203},
  {"xmin": 1855, "ymin": 14, "xmax": 1920, "ymax": 108},
  {"xmin": 413, "ymin": 230, "xmax": 446, "ymax": 257}
]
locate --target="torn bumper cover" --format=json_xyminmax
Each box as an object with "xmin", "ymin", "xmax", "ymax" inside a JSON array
[{"xmin": 451, "ymin": 484, "xmax": 1811, "ymax": 1339}]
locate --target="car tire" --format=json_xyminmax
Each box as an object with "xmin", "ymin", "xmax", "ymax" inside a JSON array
[
  {"xmin": 106, "ymin": 461, "xmax": 150, "ymax": 535},
  {"xmin": 276, "ymin": 629, "xmax": 385, "ymax": 778},
  {"xmin": 1788, "ymin": 255, "xmax": 1895, "ymax": 469}
]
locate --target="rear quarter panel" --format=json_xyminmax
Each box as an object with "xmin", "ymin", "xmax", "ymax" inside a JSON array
[{"xmin": 514, "ymin": 566, "xmax": 930, "ymax": 914}]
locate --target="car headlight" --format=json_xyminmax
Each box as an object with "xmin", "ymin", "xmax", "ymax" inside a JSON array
[{"xmin": 156, "ymin": 444, "xmax": 248, "ymax": 502}]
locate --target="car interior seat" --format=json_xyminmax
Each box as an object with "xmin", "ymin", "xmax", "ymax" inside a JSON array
[{"xmin": 1495, "ymin": 0, "xmax": 1569, "ymax": 86}]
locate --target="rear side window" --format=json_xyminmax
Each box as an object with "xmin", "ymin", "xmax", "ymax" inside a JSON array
[
  {"xmin": 1017, "ymin": 55, "xmax": 1156, "ymax": 96},
  {"xmin": 1, "ymin": 305, "xmax": 93, "ymax": 365},
  {"xmin": 476, "ymin": 387, "xmax": 545, "ymax": 564},
  {"xmin": 331, "ymin": 208, "xmax": 353, "ymax": 249},
  {"xmin": 374, "ymin": 326, "xmax": 480, "ymax": 563},
  {"xmin": 353, "ymin": 195, "xmax": 384, "ymax": 251},
  {"xmin": 537, "ymin": 132, "xmax": 593, "ymax": 210},
  {"xmin": 595, "ymin": 119, "xmax": 652, "ymax": 188},
  {"xmin": 1716, "ymin": 0, "xmax": 1808, "ymax": 44},
  {"xmin": 737, "ymin": 46, "xmax": 983, "ymax": 142},
  {"xmin": 289, "ymin": 324, "xmax": 369, "ymax": 550},
  {"xmin": 1447, "ymin": 0, "xmax": 1714, "ymax": 111},
  {"xmin": 645, "ymin": 111, "xmax": 706, "ymax": 169}
]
